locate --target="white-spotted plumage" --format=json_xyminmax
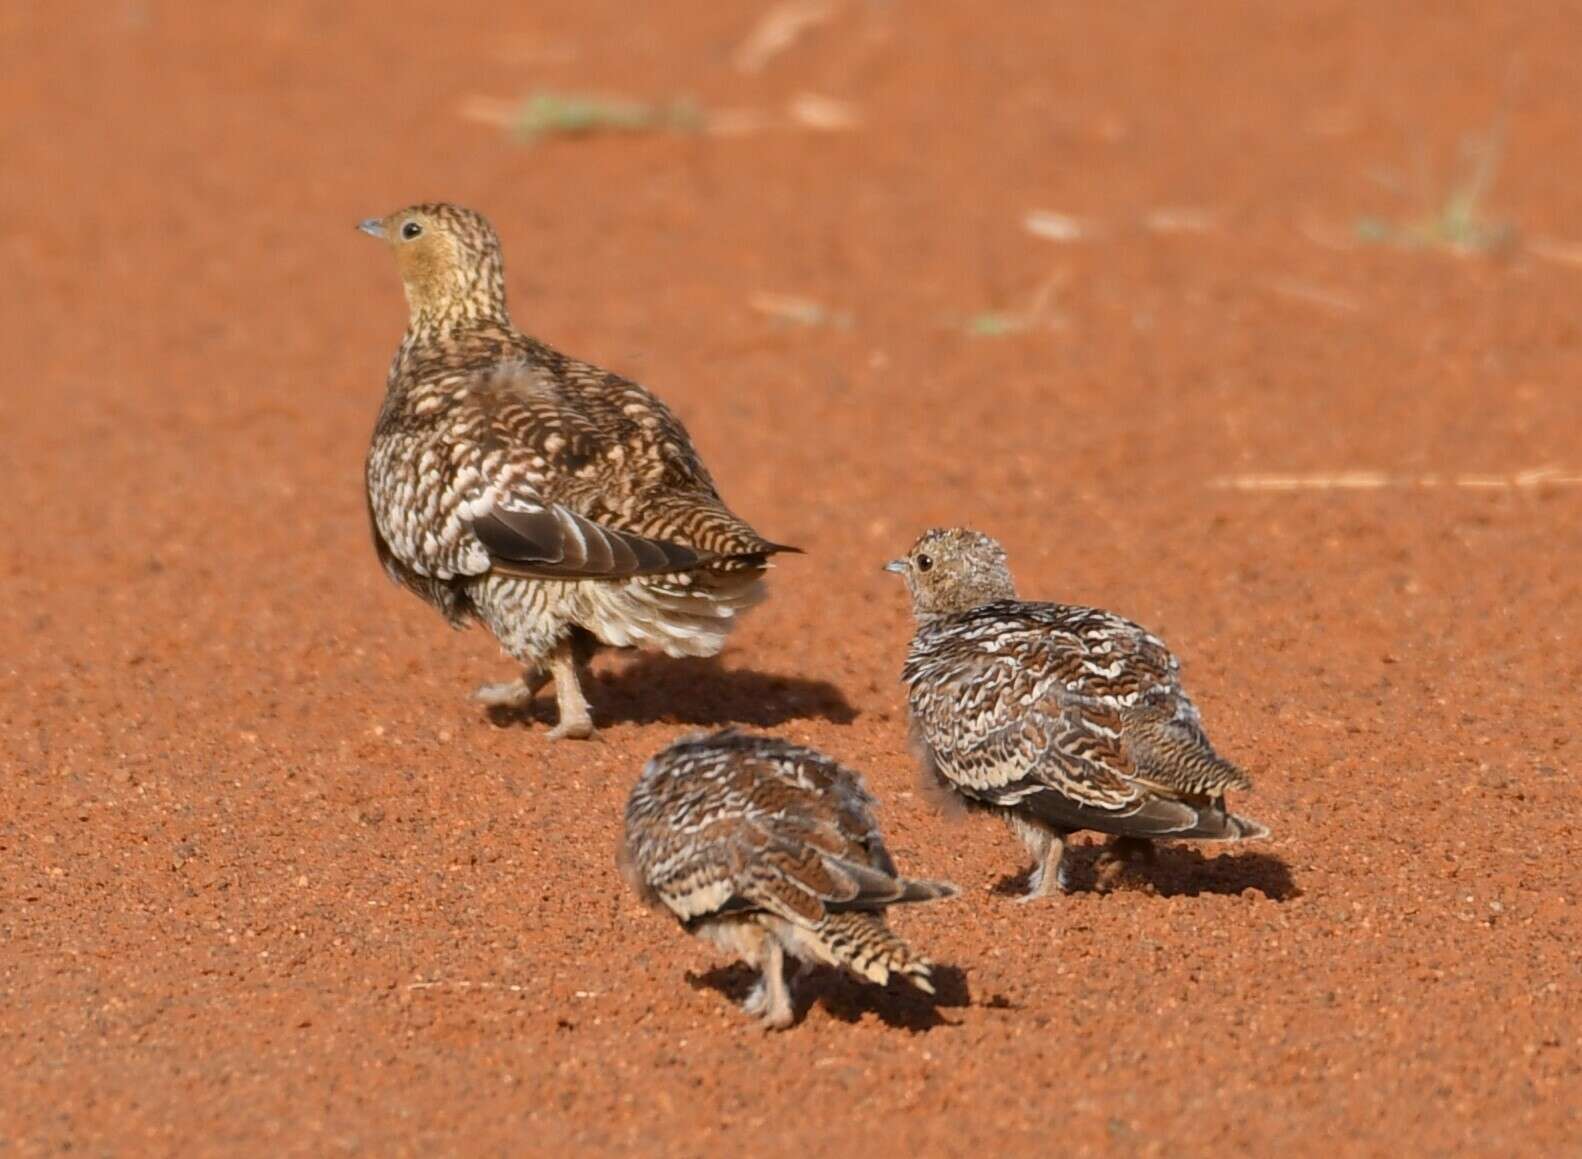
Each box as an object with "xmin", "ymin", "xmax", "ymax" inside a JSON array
[
  {"xmin": 889, "ymin": 528, "xmax": 1269, "ymax": 900},
  {"xmin": 621, "ymin": 731, "xmax": 957, "ymax": 1029}
]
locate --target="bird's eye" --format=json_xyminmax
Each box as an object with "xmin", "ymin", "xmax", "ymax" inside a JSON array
[
  {"xmin": 401, "ymin": 221, "xmax": 424, "ymax": 240},
  {"xmin": 916, "ymin": 553, "xmax": 933, "ymax": 572}
]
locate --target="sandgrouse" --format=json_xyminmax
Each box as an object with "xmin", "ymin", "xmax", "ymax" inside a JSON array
[
  {"xmin": 888, "ymin": 528, "xmax": 1268, "ymax": 900},
  {"xmin": 360, "ymin": 204, "xmax": 793, "ymax": 739},
  {"xmin": 621, "ymin": 730, "xmax": 956, "ymax": 1029}
]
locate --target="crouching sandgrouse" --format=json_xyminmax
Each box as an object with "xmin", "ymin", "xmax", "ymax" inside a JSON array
[
  {"xmin": 359, "ymin": 203, "xmax": 794, "ymax": 739},
  {"xmin": 888, "ymin": 528, "xmax": 1268, "ymax": 900},
  {"xmin": 621, "ymin": 731, "xmax": 956, "ymax": 1029}
]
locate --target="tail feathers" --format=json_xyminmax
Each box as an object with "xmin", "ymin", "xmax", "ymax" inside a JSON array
[
  {"xmin": 893, "ymin": 877, "xmax": 959, "ymax": 906},
  {"xmin": 632, "ymin": 493, "xmax": 800, "ymax": 570},
  {"xmin": 735, "ymin": 540, "xmax": 802, "ymax": 560},
  {"xmin": 703, "ymin": 541, "xmax": 801, "ymax": 576},
  {"xmin": 1182, "ymin": 805, "xmax": 1270, "ymax": 842},
  {"xmin": 820, "ymin": 855, "xmax": 957, "ymax": 912},
  {"xmin": 1027, "ymin": 790, "xmax": 1202, "ymax": 838},
  {"xmin": 1028, "ymin": 790, "xmax": 1269, "ymax": 843},
  {"xmin": 1121, "ymin": 701, "xmax": 1253, "ymax": 795},
  {"xmin": 474, "ymin": 501, "xmax": 717, "ymax": 580},
  {"xmin": 1193, "ymin": 752, "xmax": 1252, "ymax": 794},
  {"xmin": 817, "ymin": 912, "xmax": 937, "ymax": 993}
]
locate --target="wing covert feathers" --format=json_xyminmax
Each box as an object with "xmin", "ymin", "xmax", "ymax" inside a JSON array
[
  {"xmin": 904, "ymin": 599, "xmax": 1268, "ymax": 842},
  {"xmin": 471, "ymin": 501, "xmax": 718, "ymax": 579},
  {"xmin": 368, "ymin": 317, "xmax": 794, "ymax": 588}
]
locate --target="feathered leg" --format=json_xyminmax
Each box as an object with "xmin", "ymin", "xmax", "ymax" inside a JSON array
[
  {"xmin": 750, "ymin": 935, "xmax": 794, "ymax": 1030},
  {"xmin": 1010, "ymin": 816, "xmax": 1071, "ymax": 901},
  {"xmin": 546, "ymin": 637, "xmax": 597, "ymax": 741},
  {"xmin": 472, "ymin": 668, "xmax": 549, "ymax": 708}
]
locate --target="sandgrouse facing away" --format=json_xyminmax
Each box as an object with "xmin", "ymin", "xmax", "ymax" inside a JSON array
[
  {"xmin": 888, "ymin": 528, "xmax": 1268, "ymax": 900},
  {"xmin": 360, "ymin": 204, "xmax": 794, "ymax": 739},
  {"xmin": 621, "ymin": 731, "xmax": 957, "ymax": 1029}
]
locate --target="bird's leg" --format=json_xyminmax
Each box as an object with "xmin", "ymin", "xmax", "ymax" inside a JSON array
[
  {"xmin": 1019, "ymin": 830, "xmax": 1071, "ymax": 903},
  {"xmin": 472, "ymin": 667, "xmax": 549, "ymax": 708},
  {"xmin": 737, "ymin": 924, "xmax": 770, "ymax": 1016},
  {"xmin": 742, "ymin": 959, "xmax": 799, "ymax": 1019},
  {"xmin": 1020, "ymin": 835, "xmax": 1069, "ymax": 902},
  {"xmin": 568, "ymin": 626, "xmax": 601, "ymax": 674},
  {"xmin": 1009, "ymin": 818, "xmax": 1070, "ymax": 902},
  {"xmin": 473, "ymin": 672, "xmax": 548, "ymax": 708},
  {"xmin": 545, "ymin": 637, "xmax": 597, "ymax": 741},
  {"xmin": 754, "ymin": 936, "xmax": 795, "ymax": 1030}
]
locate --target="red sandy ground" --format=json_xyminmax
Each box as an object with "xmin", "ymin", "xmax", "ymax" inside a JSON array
[{"xmin": 3, "ymin": 2, "xmax": 1580, "ymax": 1153}]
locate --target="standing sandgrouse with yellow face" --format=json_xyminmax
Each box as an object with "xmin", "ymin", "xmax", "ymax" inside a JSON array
[
  {"xmin": 360, "ymin": 204, "xmax": 794, "ymax": 739},
  {"xmin": 888, "ymin": 528, "xmax": 1268, "ymax": 899}
]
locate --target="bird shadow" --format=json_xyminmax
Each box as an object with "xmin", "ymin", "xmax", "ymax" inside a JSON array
[
  {"xmin": 992, "ymin": 842, "xmax": 1299, "ymax": 902},
  {"xmin": 687, "ymin": 961, "xmax": 974, "ymax": 1033},
  {"xmin": 484, "ymin": 653, "xmax": 858, "ymax": 730}
]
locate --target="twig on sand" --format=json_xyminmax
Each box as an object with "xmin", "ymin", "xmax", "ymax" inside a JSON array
[
  {"xmin": 459, "ymin": 92, "xmax": 858, "ymax": 141},
  {"xmin": 1210, "ymin": 467, "xmax": 1582, "ymax": 492},
  {"xmin": 1023, "ymin": 209, "xmax": 1094, "ymax": 243},
  {"xmin": 749, "ymin": 291, "xmax": 853, "ymax": 328},
  {"xmin": 1526, "ymin": 236, "xmax": 1582, "ymax": 268},
  {"xmin": 1264, "ymin": 278, "xmax": 1361, "ymax": 314},
  {"xmin": 459, "ymin": 92, "xmax": 704, "ymax": 142},
  {"xmin": 959, "ymin": 273, "xmax": 1069, "ymax": 337},
  {"xmin": 1142, "ymin": 207, "xmax": 1219, "ymax": 235},
  {"xmin": 734, "ymin": 0, "xmax": 839, "ymax": 73},
  {"xmin": 787, "ymin": 92, "xmax": 861, "ymax": 131}
]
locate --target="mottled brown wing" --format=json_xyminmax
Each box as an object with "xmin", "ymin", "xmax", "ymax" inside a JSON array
[
  {"xmin": 776, "ymin": 744, "xmax": 905, "ymax": 880},
  {"xmin": 906, "ymin": 629, "xmax": 1145, "ymax": 809},
  {"xmin": 732, "ymin": 748, "xmax": 944, "ymax": 920},
  {"xmin": 452, "ymin": 362, "xmax": 729, "ymax": 577},
  {"xmin": 470, "ymin": 359, "xmax": 792, "ymax": 571},
  {"xmin": 905, "ymin": 603, "xmax": 1219, "ymax": 835},
  {"xmin": 469, "ymin": 500, "xmax": 719, "ymax": 579},
  {"xmin": 623, "ymin": 733, "xmax": 953, "ymax": 933},
  {"xmin": 1118, "ymin": 691, "xmax": 1251, "ymax": 797}
]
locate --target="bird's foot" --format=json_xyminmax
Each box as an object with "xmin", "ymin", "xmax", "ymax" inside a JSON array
[
  {"xmin": 547, "ymin": 714, "xmax": 599, "ymax": 742},
  {"xmin": 543, "ymin": 639, "xmax": 598, "ymax": 740},
  {"xmin": 1016, "ymin": 875, "xmax": 1056, "ymax": 903},
  {"xmin": 742, "ymin": 977, "xmax": 769, "ymax": 1017},
  {"xmin": 471, "ymin": 676, "xmax": 542, "ymax": 708},
  {"xmin": 1016, "ymin": 858, "xmax": 1072, "ymax": 903},
  {"xmin": 1012, "ymin": 847, "xmax": 1075, "ymax": 898},
  {"xmin": 749, "ymin": 942, "xmax": 795, "ymax": 1029},
  {"xmin": 759, "ymin": 1005, "xmax": 795, "ymax": 1031},
  {"xmin": 1094, "ymin": 857, "xmax": 1155, "ymax": 894}
]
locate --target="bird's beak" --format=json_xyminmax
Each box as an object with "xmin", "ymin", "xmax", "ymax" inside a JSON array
[
  {"xmin": 357, "ymin": 217, "xmax": 387, "ymax": 239},
  {"xmin": 883, "ymin": 559, "xmax": 907, "ymax": 574}
]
